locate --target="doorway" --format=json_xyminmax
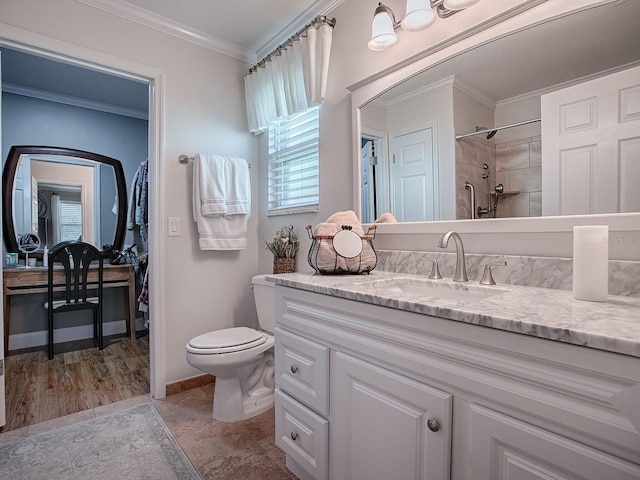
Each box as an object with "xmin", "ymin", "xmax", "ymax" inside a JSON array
[
  {"xmin": 0, "ymin": 34, "xmax": 164, "ymax": 428},
  {"xmin": 361, "ymin": 129, "xmax": 389, "ymax": 224}
]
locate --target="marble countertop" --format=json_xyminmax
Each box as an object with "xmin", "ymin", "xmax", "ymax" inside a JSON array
[{"xmin": 268, "ymin": 271, "xmax": 640, "ymax": 358}]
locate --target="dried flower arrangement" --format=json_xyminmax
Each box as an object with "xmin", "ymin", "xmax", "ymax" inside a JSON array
[
  {"xmin": 265, "ymin": 225, "xmax": 299, "ymax": 258},
  {"xmin": 266, "ymin": 225, "xmax": 299, "ymax": 274}
]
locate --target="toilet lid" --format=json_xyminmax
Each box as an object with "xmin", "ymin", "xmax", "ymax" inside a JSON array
[{"xmin": 188, "ymin": 327, "xmax": 266, "ymax": 352}]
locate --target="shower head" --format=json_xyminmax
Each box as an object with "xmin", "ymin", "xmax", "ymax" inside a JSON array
[{"xmin": 486, "ymin": 130, "xmax": 497, "ymax": 139}]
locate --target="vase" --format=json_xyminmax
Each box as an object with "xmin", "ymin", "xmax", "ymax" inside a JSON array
[{"xmin": 273, "ymin": 257, "xmax": 295, "ymax": 274}]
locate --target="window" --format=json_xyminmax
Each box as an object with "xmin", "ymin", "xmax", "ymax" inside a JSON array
[
  {"xmin": 58, "ymin": 199, "xmax": 83, "ymax": 241},
  {"xmin": 50, "ymin": 192, "xmax": 83, "ymax": 244},
  {"xmin": 267, "ymin": 106, "xmax": 319, "ymax": 215}
]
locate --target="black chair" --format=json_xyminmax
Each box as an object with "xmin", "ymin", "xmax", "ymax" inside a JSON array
[{"xmin": 46, "ymin": 241, "xmax": 104, "ymax": 359}]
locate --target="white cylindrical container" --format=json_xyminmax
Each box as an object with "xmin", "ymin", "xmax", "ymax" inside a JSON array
[{"xmin": 572, "ymin": 225, "xmax": 609, "ymax": 302}]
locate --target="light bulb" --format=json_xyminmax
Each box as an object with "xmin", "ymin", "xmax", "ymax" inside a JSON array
[
  {"xmin": 368, "ymin": 6, "xmax": 399, "ymax": 51},
  {"xmin": 401, "ymin": 0, "xmax": 436, "ymax": 31}
]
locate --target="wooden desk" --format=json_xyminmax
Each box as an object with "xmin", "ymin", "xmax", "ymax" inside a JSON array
[{"xmin": 3, "ymin": 264, "xmax": 136, "ymax": 353}]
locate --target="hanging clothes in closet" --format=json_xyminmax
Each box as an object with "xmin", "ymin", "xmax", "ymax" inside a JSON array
[
  {"xmin": 127, "ymin": 159, "xmax": 149, "ymax": 241},
  {"xmin": 137, "ymin": 251, "xmax": 149, "ymax": 330}
]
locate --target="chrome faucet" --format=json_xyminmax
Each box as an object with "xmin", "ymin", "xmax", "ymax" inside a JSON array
[{"xmin": 437, "ymin": 231, "xmax": 468, "ymax": 282}]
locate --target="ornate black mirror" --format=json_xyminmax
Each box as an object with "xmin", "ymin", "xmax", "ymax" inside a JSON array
[{"xmin": 2, "ymin": 145, "xmax": 127, "ymax": 256}]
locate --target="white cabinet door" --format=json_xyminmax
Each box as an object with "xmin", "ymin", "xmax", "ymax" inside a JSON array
[
  {"xmin": 331, "ymin": 351, "xmax": 452, "ymax": 480},
  {"xmin": 470, "ymin": 404, "xmax": 640, "ymax": 480},
  {"xmin": 541, "ymin": 65, "xmax": 640, "ymax": 215}
]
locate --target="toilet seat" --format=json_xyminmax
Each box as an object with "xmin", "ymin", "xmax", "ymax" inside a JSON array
[{"xmin": 187, "ymin": 327, "xmax": 267, "ymax": 354}]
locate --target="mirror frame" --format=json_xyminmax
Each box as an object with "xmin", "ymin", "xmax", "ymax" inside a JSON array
[
  {"xmin": 348, "ymin": 0, "xmax": 640, "ymax": 237},
  {"xmin": 2, "ymin": 145, "xmax": 128, "ymax": 256}
]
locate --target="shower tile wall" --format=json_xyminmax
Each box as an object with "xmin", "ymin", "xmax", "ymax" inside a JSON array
[
  {"xmin": 495, "ymin": 136, "xmax": 542, "ymax": 218},
  {"xmin": 455, "ymin": 136, "xmax": 495, "ymax": 219}
]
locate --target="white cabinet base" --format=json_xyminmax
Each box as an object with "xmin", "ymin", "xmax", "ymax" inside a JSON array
[{"xmin": 275, "ymin": 285, "xmax": 640, "ymax": 480}]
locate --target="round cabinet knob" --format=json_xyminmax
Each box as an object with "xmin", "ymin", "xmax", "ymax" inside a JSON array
[
  {"xmin": 427, "ymin": 418, "xmax": 440, "ymax": 432},
  {"xmin": 290, "ymin": 365, "xmax": 298, "ymax": 374},
  {"xmin": 290, "ymin": 432, "xmax": 298, "ymax": 441}
]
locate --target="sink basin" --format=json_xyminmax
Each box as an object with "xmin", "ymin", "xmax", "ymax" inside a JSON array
[{"xmin": 348, "ymin": 277, "xmax": 508, "ymax": 303}]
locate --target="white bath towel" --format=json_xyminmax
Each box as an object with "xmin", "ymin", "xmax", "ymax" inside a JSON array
[
  {"xmin": 224, "ymin": 156, "xmax": 251, "ymax": 216},
  {"xmin": 196, "ymin": 153, "xmax": 226, "ymax": 216},
  {"xmin": 313, "ymin": 222, "xmax": 338, "ymax": 237},
  {"xmin": 325, "ymin": 210, "xmax": 364, "ymax": 236},
  {"xmin": 374, "ymin": 212, "xmax": 397, "ymax": 223},
  {"xmin": 313, "ymin": 222, "xmax": 343, "ymax": 271},
  {"xmin": 193, "ymin": 155, "xmax": 249, "ymax": 250}
]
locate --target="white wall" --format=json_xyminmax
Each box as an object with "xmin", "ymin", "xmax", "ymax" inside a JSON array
[
  {"xmin": 0, "ymin": 0, "xmax": 258, "ymax": 386},
  {"xmin": 389, "ymin": 88, "xmax": 457, "ymax": 220}
]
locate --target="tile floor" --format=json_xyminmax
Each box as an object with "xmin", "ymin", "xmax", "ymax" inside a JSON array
[{"xmin": 0, "ymin": 384, "xmax": 297, "ymax": 480}]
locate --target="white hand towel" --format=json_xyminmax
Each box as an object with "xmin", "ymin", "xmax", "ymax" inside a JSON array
[
  {"xmin": 223, "ymin": 156, "xmax": 251, "ymax": 216},
  {"xmin": 374, "ymin": 212, "xmax": 397, "ymax": 223},
  {"xmin": 192, "ymin": 157, "xmax": 248, "ymax": 250},
  {"xmin": 314, "ymin": 222, "xmax": 338, "ymax": 237},
  {"xmin": 325, "ymin": 210, "xmax": 364, "ymax": 236},
  {"xmin": 197, "ymin": 153, "xmax": 226, "ymax": 216}
]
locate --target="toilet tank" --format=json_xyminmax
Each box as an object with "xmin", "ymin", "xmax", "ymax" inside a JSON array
[{"xmin": 252, "ymin": 274, "xmax": 276, "ymax": 333}]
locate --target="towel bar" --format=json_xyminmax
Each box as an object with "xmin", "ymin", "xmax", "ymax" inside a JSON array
[{"xmin": 179, "ymin": 154, "xmax": 250, "ymax": 167}]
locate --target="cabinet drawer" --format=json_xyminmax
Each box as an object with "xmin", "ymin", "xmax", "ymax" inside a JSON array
[
  {"xmin": 275, "ymin": 327, "xmax": 330, "ymax": 416},
  {"xmin": 275, "ymin": 389, "xmax": 328, "ymax": 480}
]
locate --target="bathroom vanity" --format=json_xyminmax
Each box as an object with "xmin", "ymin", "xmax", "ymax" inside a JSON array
[{"xmin": 271, "ymin": 272, "xmax": 640, "ymax": 480}]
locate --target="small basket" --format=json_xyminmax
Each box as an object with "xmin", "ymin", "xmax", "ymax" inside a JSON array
[
  {"xmin": 273, "ymin": 257, "xmax": 295, "ymax": 274},
  {"xmin": 306, "ymin": 224, "xmax": 377, "ymax": 275}
]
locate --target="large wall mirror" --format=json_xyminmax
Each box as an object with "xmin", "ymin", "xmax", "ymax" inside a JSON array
[
  {"xmin": 354, "ymin": 1, "xmax": 640, "ymax": 224},
  {"xmin": 2, "ymin": 145, "xmax": 127, "ymax": 255}
]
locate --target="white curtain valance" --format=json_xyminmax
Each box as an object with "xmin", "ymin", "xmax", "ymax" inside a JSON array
[{"xmin": 244, "ymin": 17, "xmax": 335, "ymax": 134}]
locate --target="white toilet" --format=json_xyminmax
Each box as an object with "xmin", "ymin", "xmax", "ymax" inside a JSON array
[{"xmin": 185, "ymin": 274, "xmax": 276, "ymax": 421}]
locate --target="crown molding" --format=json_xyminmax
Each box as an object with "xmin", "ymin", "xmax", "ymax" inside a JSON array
[
  {"xmin": 452, "ymin": 75, "xmax": 496, "ymax": 110},
  {"xmin": 371, "ymin": 75, "xmax": 456, "ymax": 110},
  {"xmin": 3, "ymin": 82, "xmax": 149, "ymax": 120},
  {"xmin": 75, "ymin": 0, "xmax": 257, "ymax": 64}
]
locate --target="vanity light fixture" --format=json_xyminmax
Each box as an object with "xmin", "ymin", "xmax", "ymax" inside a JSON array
[
  {"xmin": 368, "ymin": 0, "xmax": 482, "ymax": 51},
  {"xmin": 443, "ymin": 0, "xmax": 482, "ymax": 10}
]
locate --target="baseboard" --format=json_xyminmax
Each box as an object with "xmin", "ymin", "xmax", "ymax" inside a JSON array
[
  {"xmin": 166, "ymin": 374, "xmax": 215, "ymax": 396},
  {"xmin": 8, "ymin": 320, "xmax": 128, "ymax": 350}
]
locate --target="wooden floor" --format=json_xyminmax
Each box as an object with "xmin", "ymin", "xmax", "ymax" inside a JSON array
[{"xmin": 1, "ymin": 335, "xmax": 149, "ymax": 432}]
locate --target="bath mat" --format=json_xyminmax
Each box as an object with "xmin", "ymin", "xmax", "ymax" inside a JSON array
[{"xmin": 0, "ymin": 403, "xmax": 201, "ymax": 479}]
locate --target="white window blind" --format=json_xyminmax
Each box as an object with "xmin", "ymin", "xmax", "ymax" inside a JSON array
[
  {"xmin": 58, "ymin": 199, "xmax": 83, "ymax": 241},
  {"xmin": 268, "ymin": 106, "xmax": 319, "ymax": 215}
]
